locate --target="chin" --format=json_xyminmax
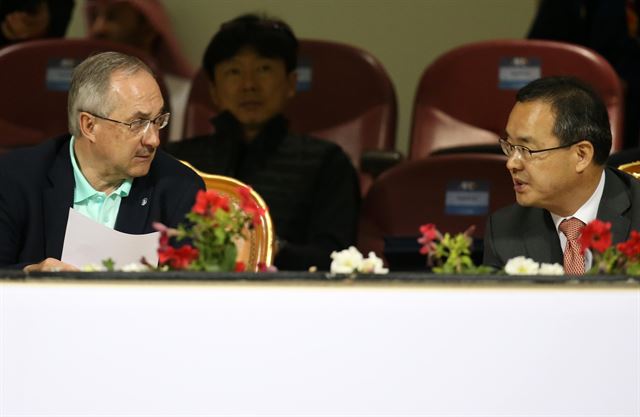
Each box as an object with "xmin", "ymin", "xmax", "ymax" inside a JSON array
[
  {"xmin": 515, "ymin": 194, "xmax": 535, "ymax": 207},
  {"xmin": 128, "ymin": 165, "xmax": 151, "ymax": 178},
  {"xmin": 238, "ymin": 116, "xmax": 268, "ymax": 128}
]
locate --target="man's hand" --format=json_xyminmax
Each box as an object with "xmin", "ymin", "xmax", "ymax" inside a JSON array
[{"xmin": 24, "ymin": 258, "xmax": 79, "ymax": 272}]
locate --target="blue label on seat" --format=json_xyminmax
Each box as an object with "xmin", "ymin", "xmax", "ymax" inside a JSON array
[
  {"xmin": 445, "ymin": 180, "xmax": 490, "ymax": 215},
  {"xmin": 46, "ymin": 58, "xmax": 80, "ymax": 91},
  {"xmin": 498, "ymin": 57, "xmax": 541, "ymax": 90},
  {"xmin": 296, "ymin": 57, "xmax": 312, "ymax": 92}
]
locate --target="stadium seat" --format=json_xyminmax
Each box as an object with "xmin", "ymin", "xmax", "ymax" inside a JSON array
[
  {"xmin": 357, "ymin": 153, "xmax": 514, "ymax": 268},
  {"xmin": 410, "ymin": 39, "xmax": 624, "ymax": 159},
  {"xmin": 0, "ymin": 38, "xmax": 169, "ymax": 153}
]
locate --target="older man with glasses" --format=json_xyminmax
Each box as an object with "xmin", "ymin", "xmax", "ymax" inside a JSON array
[
  {"xmin": 0, "ymin": 51, "xmax": 204, "ymax": 271},
  {"xmin": 483, "ymin": 76, "xmax": 640, "ymax": 274}
]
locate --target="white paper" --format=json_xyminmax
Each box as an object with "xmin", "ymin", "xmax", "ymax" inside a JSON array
[{"xmin": 61, "ymin": 208, "xmax": 159, "ymax": 268}]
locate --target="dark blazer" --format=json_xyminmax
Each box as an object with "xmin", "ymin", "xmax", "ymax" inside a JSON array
[
  {"xmin": 483, "ymin": 167, "xmax": 640, "ymax": 269},
  {"xmin": 0, "ymin": 135, "xmax": 205, "ymax": 269}
]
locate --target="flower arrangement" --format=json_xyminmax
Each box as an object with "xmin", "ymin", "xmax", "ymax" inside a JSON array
[
  {"xmin": 417, "ymin": 224, "xmax": 493, "ymax": 274},
  {"xmin": 580, "ymin": 219, "xmax": 640, "ymax": 275},
  {"xmin": 329, "ymin": 246, "xmax": 388, "ymax": 274},
  {"xmin": 156, "ymin": 187, "xmax": 266, "ymax": 272},
  {"xmin": 503, "ymin": 256, "xmax": 564, "ymax": 275},
  {"xmin": 417, "ymin": 219, "xmax": 640, "ymax": 276}
]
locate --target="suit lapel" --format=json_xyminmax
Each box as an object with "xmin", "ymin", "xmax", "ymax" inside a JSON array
[
  {"xmin": 115, "ymin": 175, "xmax": 153, "ymax": 234},
  {"xmin": 523, "ymin": 209, "xmax": 563, "ymax": 264},
  {"xmin": 44, "ymin": 139, "xmax": 75, "ymax": 259},
  {"xmin": 597, "ymin": 168, "xmax": 631, "ymax": 244}
]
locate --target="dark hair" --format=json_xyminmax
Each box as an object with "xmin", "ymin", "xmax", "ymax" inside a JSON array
[
  {"xmin": 202, "ymin": 13, "xmax": 298, "ymax": 81},
  {"xmin": 516, "ymin": 76, "xmax": 611, "ymax": 165}
]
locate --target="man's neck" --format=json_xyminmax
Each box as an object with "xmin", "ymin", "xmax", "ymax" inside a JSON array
[
  {"xmin": 73, "ymin": 138, "xmax": 125, "ymax": 195},
  {"xmin": 550, "ymin": 167, "xmax": 605, "ymax": 217}
]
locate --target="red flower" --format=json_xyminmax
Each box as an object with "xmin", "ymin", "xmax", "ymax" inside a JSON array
[
  {"xmin": 238, "ymin": 186, "xmax": 266, "ymax": 226},
  {"xmin": 192, "ymin": 190, "xmax": 230, "ymax": 216},
  {"xmin": 158, "ymin": 244, "xmax": 199, "ymax": 269},
  {"xmin": 235, "ymin": 261, "xmax": 246, "ymax": 272},
  {"xmin": 418, "ymin": 223, "xmax": 441, "ymax": 254},
  {"xmin": 158, "ymin": 230, "xmax": 169, "ymax": 248},
  {"xmin": 616, "ymin": 230, "xmax": 640, "ymax": 259},
  {"xmin": 579, "ymin": 220, "xmax": 612, "ymax": 254}
]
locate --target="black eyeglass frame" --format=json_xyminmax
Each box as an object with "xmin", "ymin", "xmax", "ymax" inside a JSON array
[
  {"xmin": 498, "ymin": 137, "xmax": 584, "ymax": 159},
  {"xmin": 83, "ymin": 111, "xmax": 171, "ymax": 133}
]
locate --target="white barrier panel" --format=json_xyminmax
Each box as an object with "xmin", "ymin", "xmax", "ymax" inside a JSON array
[{"xmin": 1, "ymin": 281, "xmax": 638, "ymax": 416}]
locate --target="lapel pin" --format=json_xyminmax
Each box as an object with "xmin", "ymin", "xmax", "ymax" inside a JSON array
[{"xmin": 141, "ymin": 198, "xmax": 148, "ymax": 206}]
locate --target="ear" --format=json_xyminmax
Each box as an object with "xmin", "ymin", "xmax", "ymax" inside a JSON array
[
  {"xmin": 575, "ymin": 140, "xmax": 595, "ymax": 173},
  {"xmin": 78, "ymin": 112, "xmax": 98, "ymax": 143},
  {"xmin": 286, "ymin": 70, "xmax": 297, "ymax": 99}
]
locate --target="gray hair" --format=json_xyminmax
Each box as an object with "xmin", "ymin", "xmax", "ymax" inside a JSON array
[{"xmin": 67, "ymin": 51, "xmax": 154, "ymax": 137}]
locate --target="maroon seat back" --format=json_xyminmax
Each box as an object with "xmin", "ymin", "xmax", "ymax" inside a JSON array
[
  {"xmin": 0, "ymin": 38, "xmax": 169, "ymax": 153},
  {"xmin": 410, "ymin": 39, "xmax": 624, "ymax": 159},
  {"xmin": 357, "ymin": 154, "xmax": 514, "ymax": 262}
]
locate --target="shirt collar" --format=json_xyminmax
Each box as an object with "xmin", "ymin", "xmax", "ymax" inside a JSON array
[
  {"xmin": 550, "ymin": 170, "xmax": 606, "ymax": 231},
  {"xmin": 69, "ymin": 136, "xmax": 132, "ymax": 203}
]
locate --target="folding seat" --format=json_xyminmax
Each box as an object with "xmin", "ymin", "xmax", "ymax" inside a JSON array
[
  {"xmin": 0, "ymin": 38, "xmax": 169, "ymax": 153},
  {"xmin": 357, "ymin": 153, "xmax": 514, "ymax": 268},
  {"xmin": 410, "ymin": 39, "xmax": 624, "ymax": 159}
]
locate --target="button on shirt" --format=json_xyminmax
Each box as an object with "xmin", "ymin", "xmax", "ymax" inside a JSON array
[
  {"xmin": 550, "ymin": 171, "xmax": 606, "ymax": 271},
  {"xmin": 69, "ymin": 137, "xmax": 132, "ymax": 229}
]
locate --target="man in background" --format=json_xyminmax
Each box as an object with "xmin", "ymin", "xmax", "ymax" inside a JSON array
[
  {"xmin": 168, "ymin": 14, "xmax": 360, "ymax": 271},
  {"xmin": 85, "ymin": 0, "xmax": 193, "ymax": 141},
  {"xmin": 0, "ymin": 0, "xmax": 74, "ymax": 47},
  {"xmin": 528, "ymin": 0, "xmax": 640, "ymax": 150},
  {"xmin": 0, "ymin": 51, "xmax": 204, "ymax": 271}
]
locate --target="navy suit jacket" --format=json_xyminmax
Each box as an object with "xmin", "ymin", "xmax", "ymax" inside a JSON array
[
  {"xmin": 0, "ymin": 135, "xmax": 205, "ymax": 268},
  {"xmin": 483, "ymin": 167, "xmax": 640, "ymax": 269}
]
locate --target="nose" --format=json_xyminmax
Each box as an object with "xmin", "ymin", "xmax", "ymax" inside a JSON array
[
  {"xmin": 141, "ymin": 123, "xmax": 161, "ymax": 149},
  {"xmin": 506, "ymin": 152, "xmax": 523, "ymax": 172},
  {"xmin": 240, "ymin": 71, "xmax": 257, "ymax": 91}
]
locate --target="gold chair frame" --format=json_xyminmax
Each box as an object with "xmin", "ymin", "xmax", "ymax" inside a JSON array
[
  {"xmin": 181, "ymin": 161, "xmax": 275, "ymax": 271},
  {"xmin": 618, "ymin": 161, "xmax": 640, "ymax": 179}
]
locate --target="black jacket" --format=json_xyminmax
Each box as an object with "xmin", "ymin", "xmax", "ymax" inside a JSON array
[
  {"xmin": 0, "ymin": 135, "xmax": 204, "ymax": 268},
  {"xmin": 167, "ymin": 112, "xmax": 360, "ymax": 270}
]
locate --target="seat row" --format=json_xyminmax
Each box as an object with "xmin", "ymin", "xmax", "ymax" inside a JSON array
[{"xmin": 0, "ymin": 37, "xmax": 624, "ymax": 196}]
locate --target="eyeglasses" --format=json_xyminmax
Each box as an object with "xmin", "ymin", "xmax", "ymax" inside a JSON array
[
  {"xmin": 85, "ymin": 111, "xmax": 170, "ymax": 134},
  {"xmin": 499, "ymin": 137, "xmax": 582, "ymax": 160}
]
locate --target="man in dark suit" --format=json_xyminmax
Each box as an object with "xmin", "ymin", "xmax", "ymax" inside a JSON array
[
  {"xmin": 483, "ymin": 76, "xmax": 640, "ymax": 273},
  {"xmin": 0, "ymin": 51, "xmax": 204, "ymax": 271}
]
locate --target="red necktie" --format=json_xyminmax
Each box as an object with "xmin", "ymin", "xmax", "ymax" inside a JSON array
[{"xmin": 559, "ymin": 217, "xmax": 586, "ymax": 275}]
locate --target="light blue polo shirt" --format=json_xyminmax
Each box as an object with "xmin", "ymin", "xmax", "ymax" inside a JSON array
[{"xmin": 69, "ymin": 137, "xmax": 132, "ymax": 229}]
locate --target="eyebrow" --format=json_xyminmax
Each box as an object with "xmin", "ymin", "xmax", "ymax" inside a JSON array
[
  {"xmin": 504, "ymin": 132, "xmax": 533, "ymax": 146},
  {"xmin": 130, "ymin": 109, "xmax": 167, "ymax": 120}
]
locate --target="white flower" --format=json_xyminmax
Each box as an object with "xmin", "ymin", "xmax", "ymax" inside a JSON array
[
  {"xmin": 358, "ymin": 252, "xmax": 389, "ymax": 274},
  {"xmin": 504, "ymin": 256, "xmax": 540, "ymax": 275},
  {"xmin": 538, "ymin": 263, "xmax": 564, "ymax": 275},
  {"xmin": 81, "ymin": 263, "xmax": 107, "ymax": 272},
  {"xmin": 330, "ymin": 246, "xmax": 364, "ymax": 274},
  {"xmin": 121, "ymin": 263, "xmax": 151, "ymax": 272}
]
